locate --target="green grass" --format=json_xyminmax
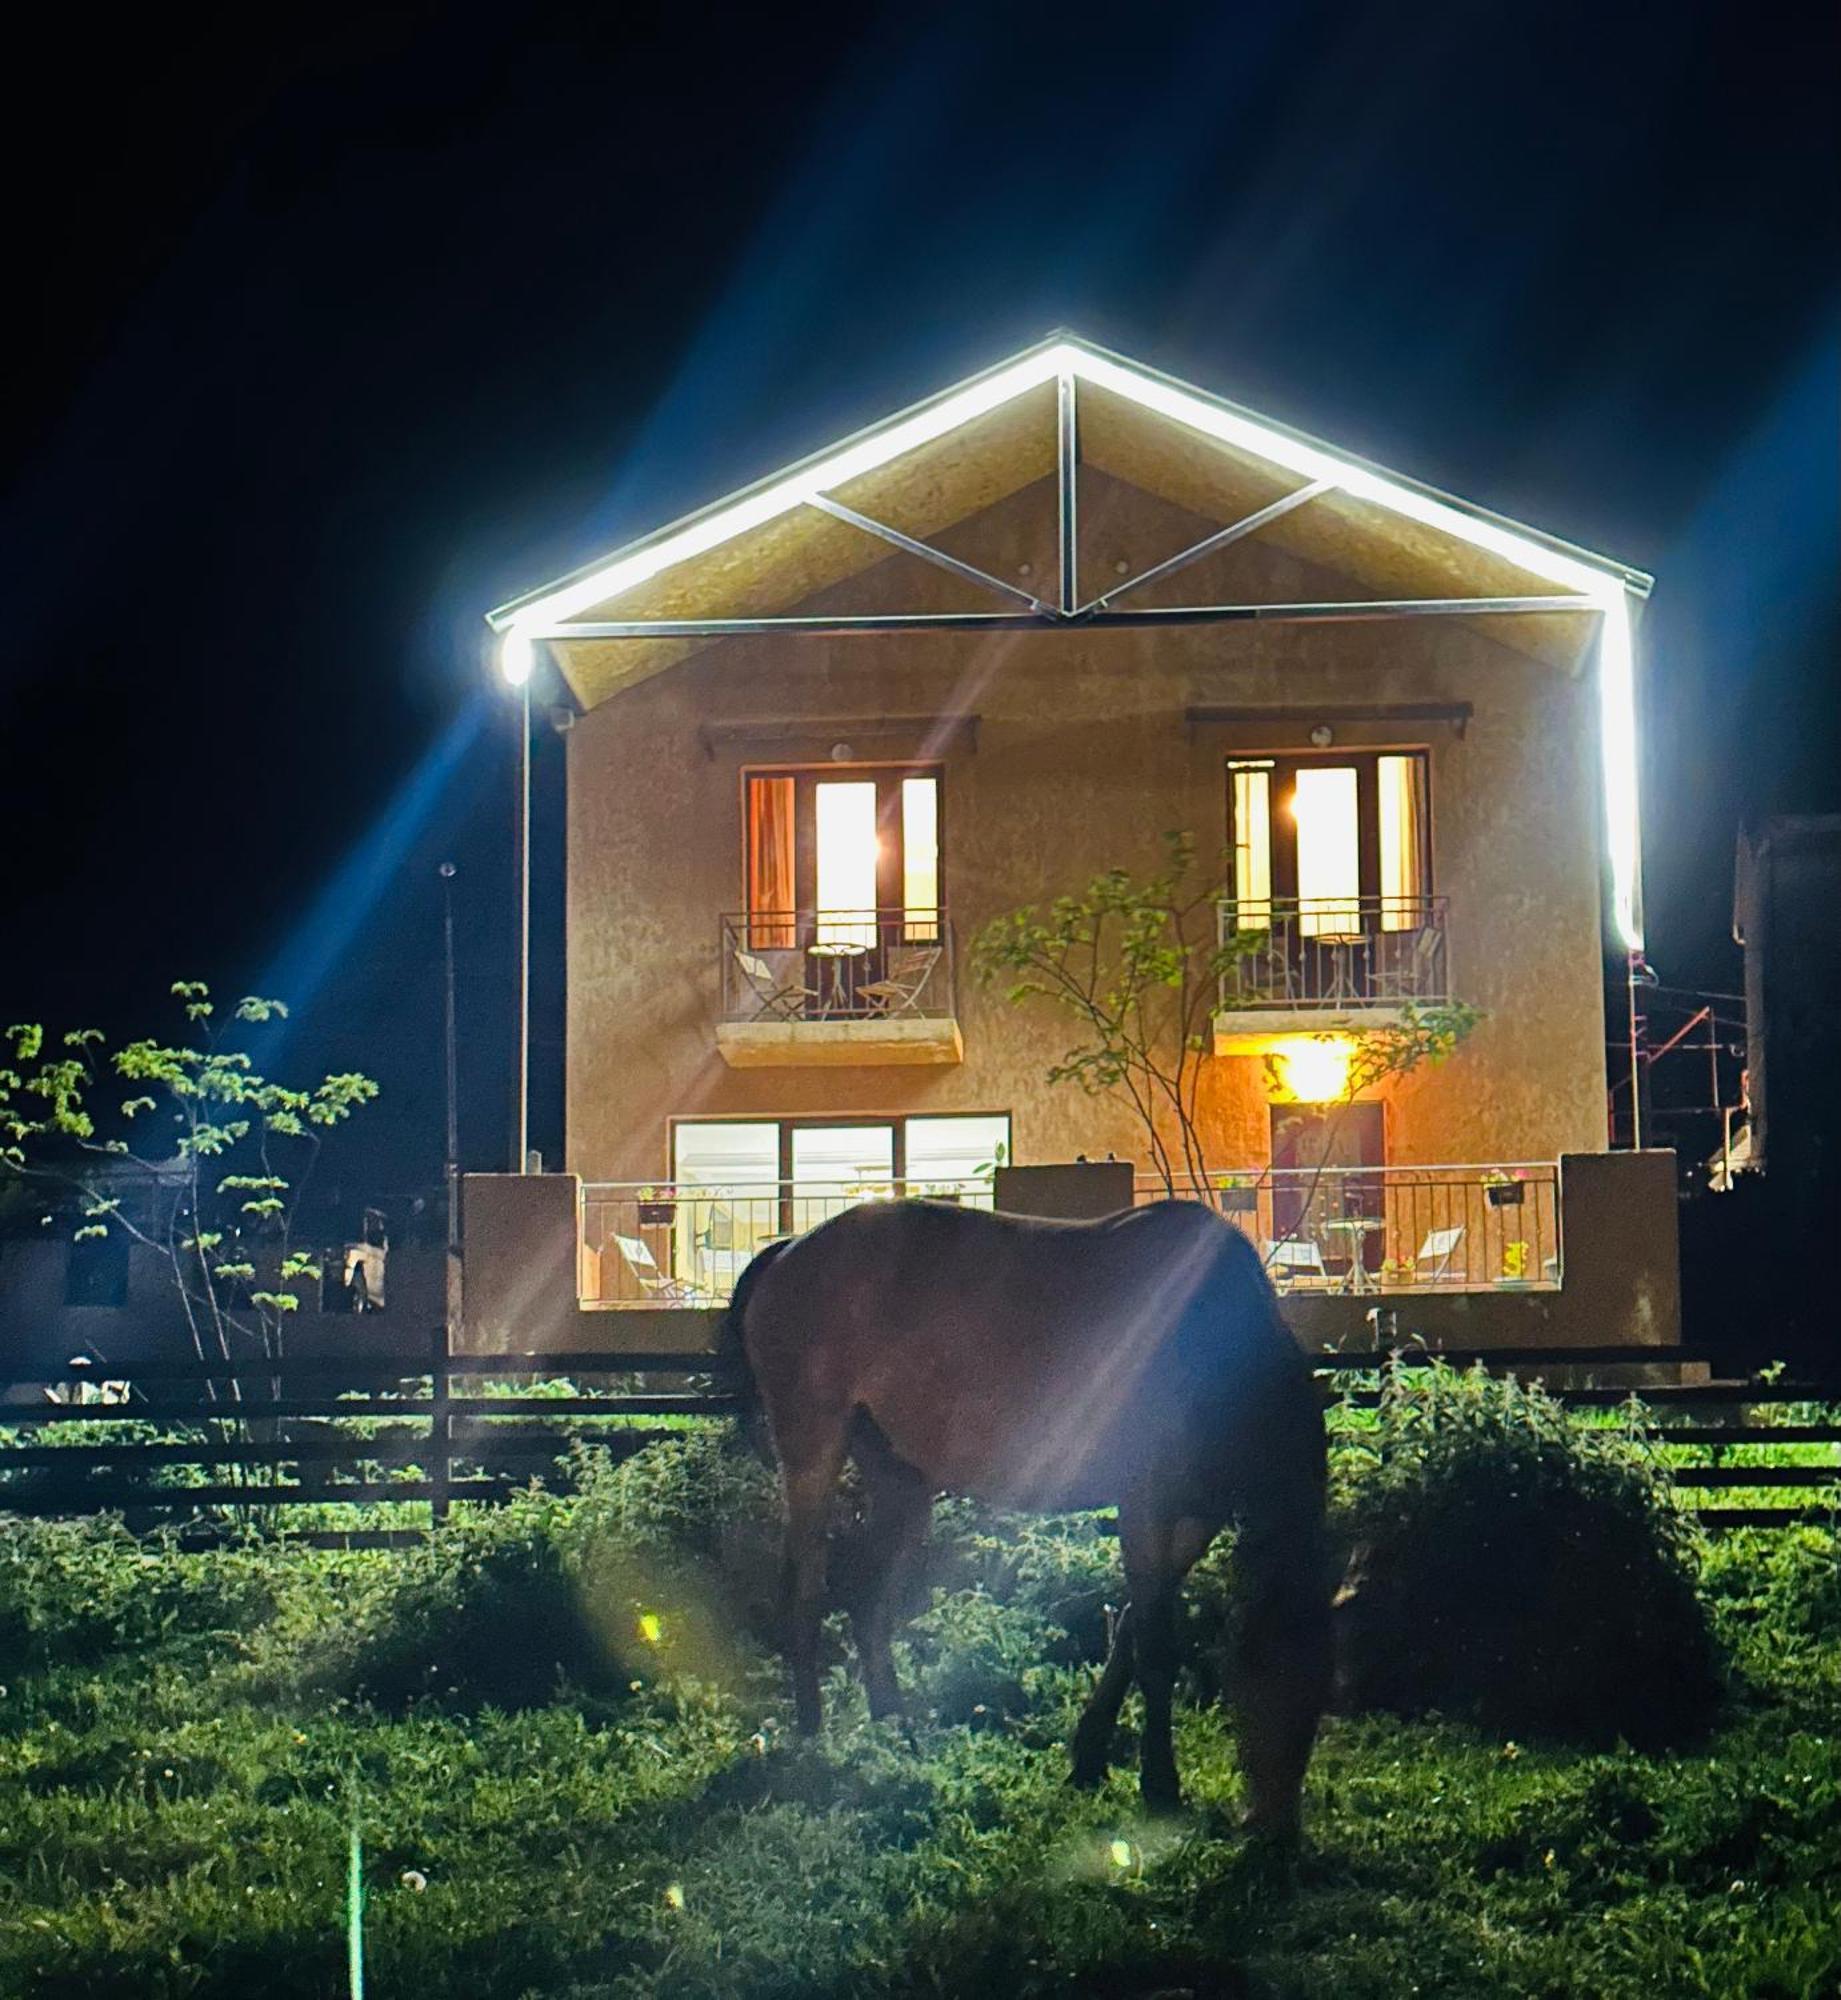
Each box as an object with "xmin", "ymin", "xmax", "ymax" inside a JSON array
[{"xmin": 0, "ymin": 1422, "xmax": 1837, "ymax": 1998}]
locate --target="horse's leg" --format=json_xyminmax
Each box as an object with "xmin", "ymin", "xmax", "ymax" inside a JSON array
[
  {"xmin": 848, "ymin": 1417, "xmax": 932, "ymax": 1721},
  {"xmin": 1234, "ymin": 1481, "xmax": 1333, "ymax": 1837},
  {"xmin": 776, "ymin": 1410, "xmax": 852, "ymax": 1737},
  {"xmin": 1069, "ymin": 1602, "xmax": 1134, "ymax": 1787},
  {"xmin": 1118, "ymin": 1501, "xmax": 1185, "ymax": 1817}
]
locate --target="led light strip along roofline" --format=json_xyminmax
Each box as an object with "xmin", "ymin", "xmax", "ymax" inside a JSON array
[{"xmin": 495, "ymin": 341, "xmax": 1645, "ymax": 948}]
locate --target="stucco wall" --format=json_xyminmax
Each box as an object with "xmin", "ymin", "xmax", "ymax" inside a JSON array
[{"xmin": 560, "ymin": 471, "xmax": 1611, "ymax": 1185}]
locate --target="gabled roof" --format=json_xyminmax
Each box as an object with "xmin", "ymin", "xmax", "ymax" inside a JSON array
[{"xmin": 488, "ymin": 332, "xmax": 1649, "ymax": 947}]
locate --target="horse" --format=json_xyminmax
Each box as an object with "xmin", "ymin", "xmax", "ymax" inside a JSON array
[{"xmin": 729, "ymin": 1195, "xmax": 1332, "ymax": 1832}]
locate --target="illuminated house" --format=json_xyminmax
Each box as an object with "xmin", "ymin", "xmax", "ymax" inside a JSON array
[{"xmin": 463, "ymin": 333, "xmax": 1679, "ymax": 1353}]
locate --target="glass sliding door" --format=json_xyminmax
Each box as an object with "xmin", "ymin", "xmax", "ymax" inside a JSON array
[{"xmin": 790, "ymin": 1122, "xmax": 895, "ymax": 1232}]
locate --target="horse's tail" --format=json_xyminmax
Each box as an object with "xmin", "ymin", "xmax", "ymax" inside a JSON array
[{"xmin": 720, "ymin": 1236, "xmax": 794, "ymax": 1462}]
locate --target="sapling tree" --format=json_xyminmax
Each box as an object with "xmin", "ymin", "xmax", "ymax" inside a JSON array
[
  {"xmin": 973, "ymin": 832, "xmax": 1478, "ymax": 1207},
  {"xmin": 1, "ymin": 983, "xmax": 378, "ymax": 1379}
]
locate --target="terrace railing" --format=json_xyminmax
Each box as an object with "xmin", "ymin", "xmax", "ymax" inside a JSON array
[
  {"xmin": 580, "ymin": 1164, "xmax": 1556, "ymax": 1306},
  {"xmin": 579, "ymin": 1177, "xmax": 993, "ymax": 1307},
  {"xmin": 1219, "ymin": 895, "xmax": 1448, "ymax": 1011},
  {"xmin": 1136, "ymin": 1162, "xmax": 1561, "ymax": 1293},
  {"xmin": 719, "ymin": 909, "xmax": 957, "ymax": 1024}
]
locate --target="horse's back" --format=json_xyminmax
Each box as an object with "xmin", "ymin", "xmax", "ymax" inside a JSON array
[{"xmin": 739, "ymin": 1196, "xmax": 1304, "ymax": 1509}]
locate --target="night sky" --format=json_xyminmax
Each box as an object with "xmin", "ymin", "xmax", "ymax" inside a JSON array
[{"xmin": 3, "ymin": 0, "xmax": 1836, "ymax": 1191}]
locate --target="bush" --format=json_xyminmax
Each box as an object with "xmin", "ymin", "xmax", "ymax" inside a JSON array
[
  {"xmin": 298, "ymin": 1430, "xmax": 786, "ymax": 1713},
  {"xmin": 1332, "ymin": 1361, "xmax": 1722, "ymax": 1747},
  {"xmin": 0, "ymin": 1515, "xmax": 280, "ymax": 1677}
]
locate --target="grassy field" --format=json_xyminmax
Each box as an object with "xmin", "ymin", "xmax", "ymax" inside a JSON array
[{"xmin": 1, "ymin": 1412, "xmax": 1838, "ymax": 1998}]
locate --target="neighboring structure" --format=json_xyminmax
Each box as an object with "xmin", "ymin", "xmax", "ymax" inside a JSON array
[
  {"xmin": 463, "ymin": 333, "xmax": 1678, "ymax": 1354},
  {"xmin": 1681, "ymin": 816, "xmax": 1840, "ymax": 1369}
]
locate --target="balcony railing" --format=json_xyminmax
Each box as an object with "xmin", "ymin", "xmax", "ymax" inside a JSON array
[
  {"xmin": 1136, "ymin": 1163, "xmax": 1559, "ymax": 1292},
  {"xmin": 578, "ymin": 1162, "xmax": 1557, "ymax": 1307},
  {"xmin": 1218, "ymin": 895, "xmax": 1448, "ymax": 1011},
  {"xmin": 719, "ymin": 909, "xmax": 957, "ymax": 1024},
  {"xmin": 579, "ymin": 1177, "xmax": 993, "ymax": 1307}
]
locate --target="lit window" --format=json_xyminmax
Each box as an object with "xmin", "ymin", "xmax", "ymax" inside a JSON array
[
  {"xmin": 814, "ymin": 782, "xmax": 878, "ymax": 947},
  {"xmin": 1229, "ymin": 763, "xmax": 1272, "ymax": 928},
  {"xmin": 1293, "ymin": 767, "xmax": 1361, "ymax": 938}
]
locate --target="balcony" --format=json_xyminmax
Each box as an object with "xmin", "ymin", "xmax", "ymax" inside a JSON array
[
  {"xmin": 579, "ymin": 1177, "xmax": 993, "ymax": 1306},
  {"xmin": 716, "ymin": 908, "xmax": 962, "ymax": 1067},
  {"xmin": 457, "ymin": 1150, "xmax": 1677, "ymax": 1355},
  {"xmin": 1215, "ymin": 894, "xmax": 1448, "ymax": 1051},
  {"xmin": 1136, "ymin": 1163, "xmax": 1559, "ymax": 1295}
]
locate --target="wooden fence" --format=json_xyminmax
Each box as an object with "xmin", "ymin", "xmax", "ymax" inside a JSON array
[{"xmin": 1, "ymin": 1332, "xmax": 1835, "ymax": 1544}]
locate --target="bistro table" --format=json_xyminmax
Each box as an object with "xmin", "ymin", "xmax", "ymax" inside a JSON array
[
  {"xmin": 1324, "ymin": 1214, "xmax": 1385, "ymax": 1294},
  {"xmin": 808, "ymin": 939, "xmax": 870, "ymax": 1016}
]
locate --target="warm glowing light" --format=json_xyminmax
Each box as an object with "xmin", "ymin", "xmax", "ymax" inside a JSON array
[
  {"xmin": 637, "ymin": 1610, "xmax": 663, "ymax": 1645},
  {"xmin": 1293, "ymin": 767, "xmax": 1361, "ymax": 937},
  {"xmin": 1275, "ymin": 1037, "xmax": 1355, "ymax": 1102},
  {"xmin": 1108, "ymin": 1840, "xmax": 1134, "ymax": 1870},
  {"xmin": 500, "ymin": 630, "xmax": 534, "ymax": 687}
]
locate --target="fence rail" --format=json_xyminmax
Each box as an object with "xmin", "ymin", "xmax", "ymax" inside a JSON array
[{"xmin": 2, "ymin": 1335, "xmax": 1835, "ymax": 1538}]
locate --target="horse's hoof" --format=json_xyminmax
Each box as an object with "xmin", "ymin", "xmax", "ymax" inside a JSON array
[{"xmin": 1139, "ymin": 1780, "xmax": 1186, "ymax": 1821}]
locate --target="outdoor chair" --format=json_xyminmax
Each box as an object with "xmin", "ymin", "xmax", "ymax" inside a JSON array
[
  {"xmin": 1265, "ymin": 1237, "xmax": 1329, "ymax": 1285},
  {"xmin": 734, "ymin": 946, "xmax": 818, "ymax": 1021},
  {"xmin": 611, "ymin": 1233, "xmax": 702, "ymax": 1304},
  {"xmin": 859, "ymin": 944, "xmax": 941, "ymax": 1017},
  {"xmin": 1374, "ymin": 921, "xmax": 1444, "ymax": 1002},
  {"xmin": 1415, "ymin": 1225, "xmax": 1466, "ymax": 1282}
]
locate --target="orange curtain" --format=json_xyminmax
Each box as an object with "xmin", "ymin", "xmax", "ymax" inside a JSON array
[{"xmin": 747, "ymin": 777, "xmax": 796, "ymax": 947}]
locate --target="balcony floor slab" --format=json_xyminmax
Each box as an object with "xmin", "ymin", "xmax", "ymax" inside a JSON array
[{"xmin": 717, "ymin": 1017, "xmax": 964, "ymax": 1067}]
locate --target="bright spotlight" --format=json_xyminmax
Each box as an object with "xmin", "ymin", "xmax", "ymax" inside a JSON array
[{"xmin": 500, "ymin": 630, "xmax": 535, "ymax": 687}]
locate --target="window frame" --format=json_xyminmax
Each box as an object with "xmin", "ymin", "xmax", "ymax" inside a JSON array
[
  {"xmin": 668, "ymin": 1109, "xmax": 1010, "ymax": 1193},
  {"xmin": 741, "ymin": 761, "xmax": 946, "ymax": 937},
  {"xmin": 1226, "ymin": 749, "xmax": 1433, "ymax": 917}
]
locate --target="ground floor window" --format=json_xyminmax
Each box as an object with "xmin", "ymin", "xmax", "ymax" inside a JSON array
[{"xmin": 662, "ymin": 1112, "xmax": 1009, "ymax": 1294}]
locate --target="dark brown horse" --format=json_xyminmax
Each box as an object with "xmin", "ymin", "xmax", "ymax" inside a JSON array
[{"xmin": 730, "ymin": 1197, "xmax": 1332, "ymax": 1831}]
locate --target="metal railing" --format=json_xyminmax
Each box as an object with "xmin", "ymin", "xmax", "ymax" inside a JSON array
[
  {"xmin": 1218, "ymin": 895, "xmax": 1448, "ymax": 1010},
  {"xmin": 719, "ymin": 909, "xmax": 957, "ymax": 1024},
  {"xmin": 580, "ymin": 1163, "xmax": 1557, "ymax": 1306},
  {"xmin": 1136, "ymin": 1162, "xmax": 1560, "ymax": 1292},
  {"xmin": 580, "ymin": 1177, "xmax": 994, "ymax": 1307}
]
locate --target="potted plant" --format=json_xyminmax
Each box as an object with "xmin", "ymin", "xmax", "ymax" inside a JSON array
[
  {"xmin": 1378, "ymin": 1254, "xmax": 1414, "ymax": 1289},
  {"xmin": 635, "ymin": 1185, "xmax": 676, "ymax": 1227},
  {"xmin": 1497, "ymin": 1240, "xmax": 1533, "ymax": 1286},
  {"xmin": 1483, "ymin": 1168, "xmax": 1526, "ymax": 1209},
  {"xmin": 1210, "ymin": 1171, "xmax": 1259, "ymax": 1215}
]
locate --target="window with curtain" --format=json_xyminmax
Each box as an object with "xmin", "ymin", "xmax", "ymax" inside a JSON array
[
  {"xmin": 1227, "ymin": 751, "xmax": 1430, "ymax": 931},
  {"xmin": 744, "ymin": 766, "xmax": 943, "ymax": 944}
]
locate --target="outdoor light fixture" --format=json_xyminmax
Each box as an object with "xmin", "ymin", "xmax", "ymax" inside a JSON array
[
  {"xmin": 487, "ymin": 334, "xmax": 1649, "ymax": 948},
  {"xmin": 500, "ymin": 630, "xmax": 535, "ymax": 687},
  {"xmin": 1274, "ymin": 1037, "xmax": 1356, "ymax": 1103}
]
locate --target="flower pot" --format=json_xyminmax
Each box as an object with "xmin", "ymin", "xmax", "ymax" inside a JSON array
[
  {"xmin": 636, "ymin": 1201, "xmax": 676, "ymax": 1227},
  {"xmin": 1485, "ymin": 1183, "xmax": 1525, "ymax": 1208},
  {"xmin": 1215, "ymin": 1186, "xmax": 1258, "ymax": 1214}
]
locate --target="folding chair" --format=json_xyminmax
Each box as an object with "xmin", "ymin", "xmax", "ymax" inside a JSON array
[
  {"xmin": 1415, "ymin": 1225, "xmax": 1466, "ymax": 1282},
  {"xmin": 611, "ymin": 1233, "xmax": 701, "ymax": 1303},
  {"xmin": 860, "ymin": 944, "xmax": 941, "ymax": 1017},
  {"xmin": 1265, "ymin": 1238, "xmax": 1329, "ymax": 1285},
  {"xmin": 734, "ymin": 947, "xmax": 818, "ymax": 1021}
]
